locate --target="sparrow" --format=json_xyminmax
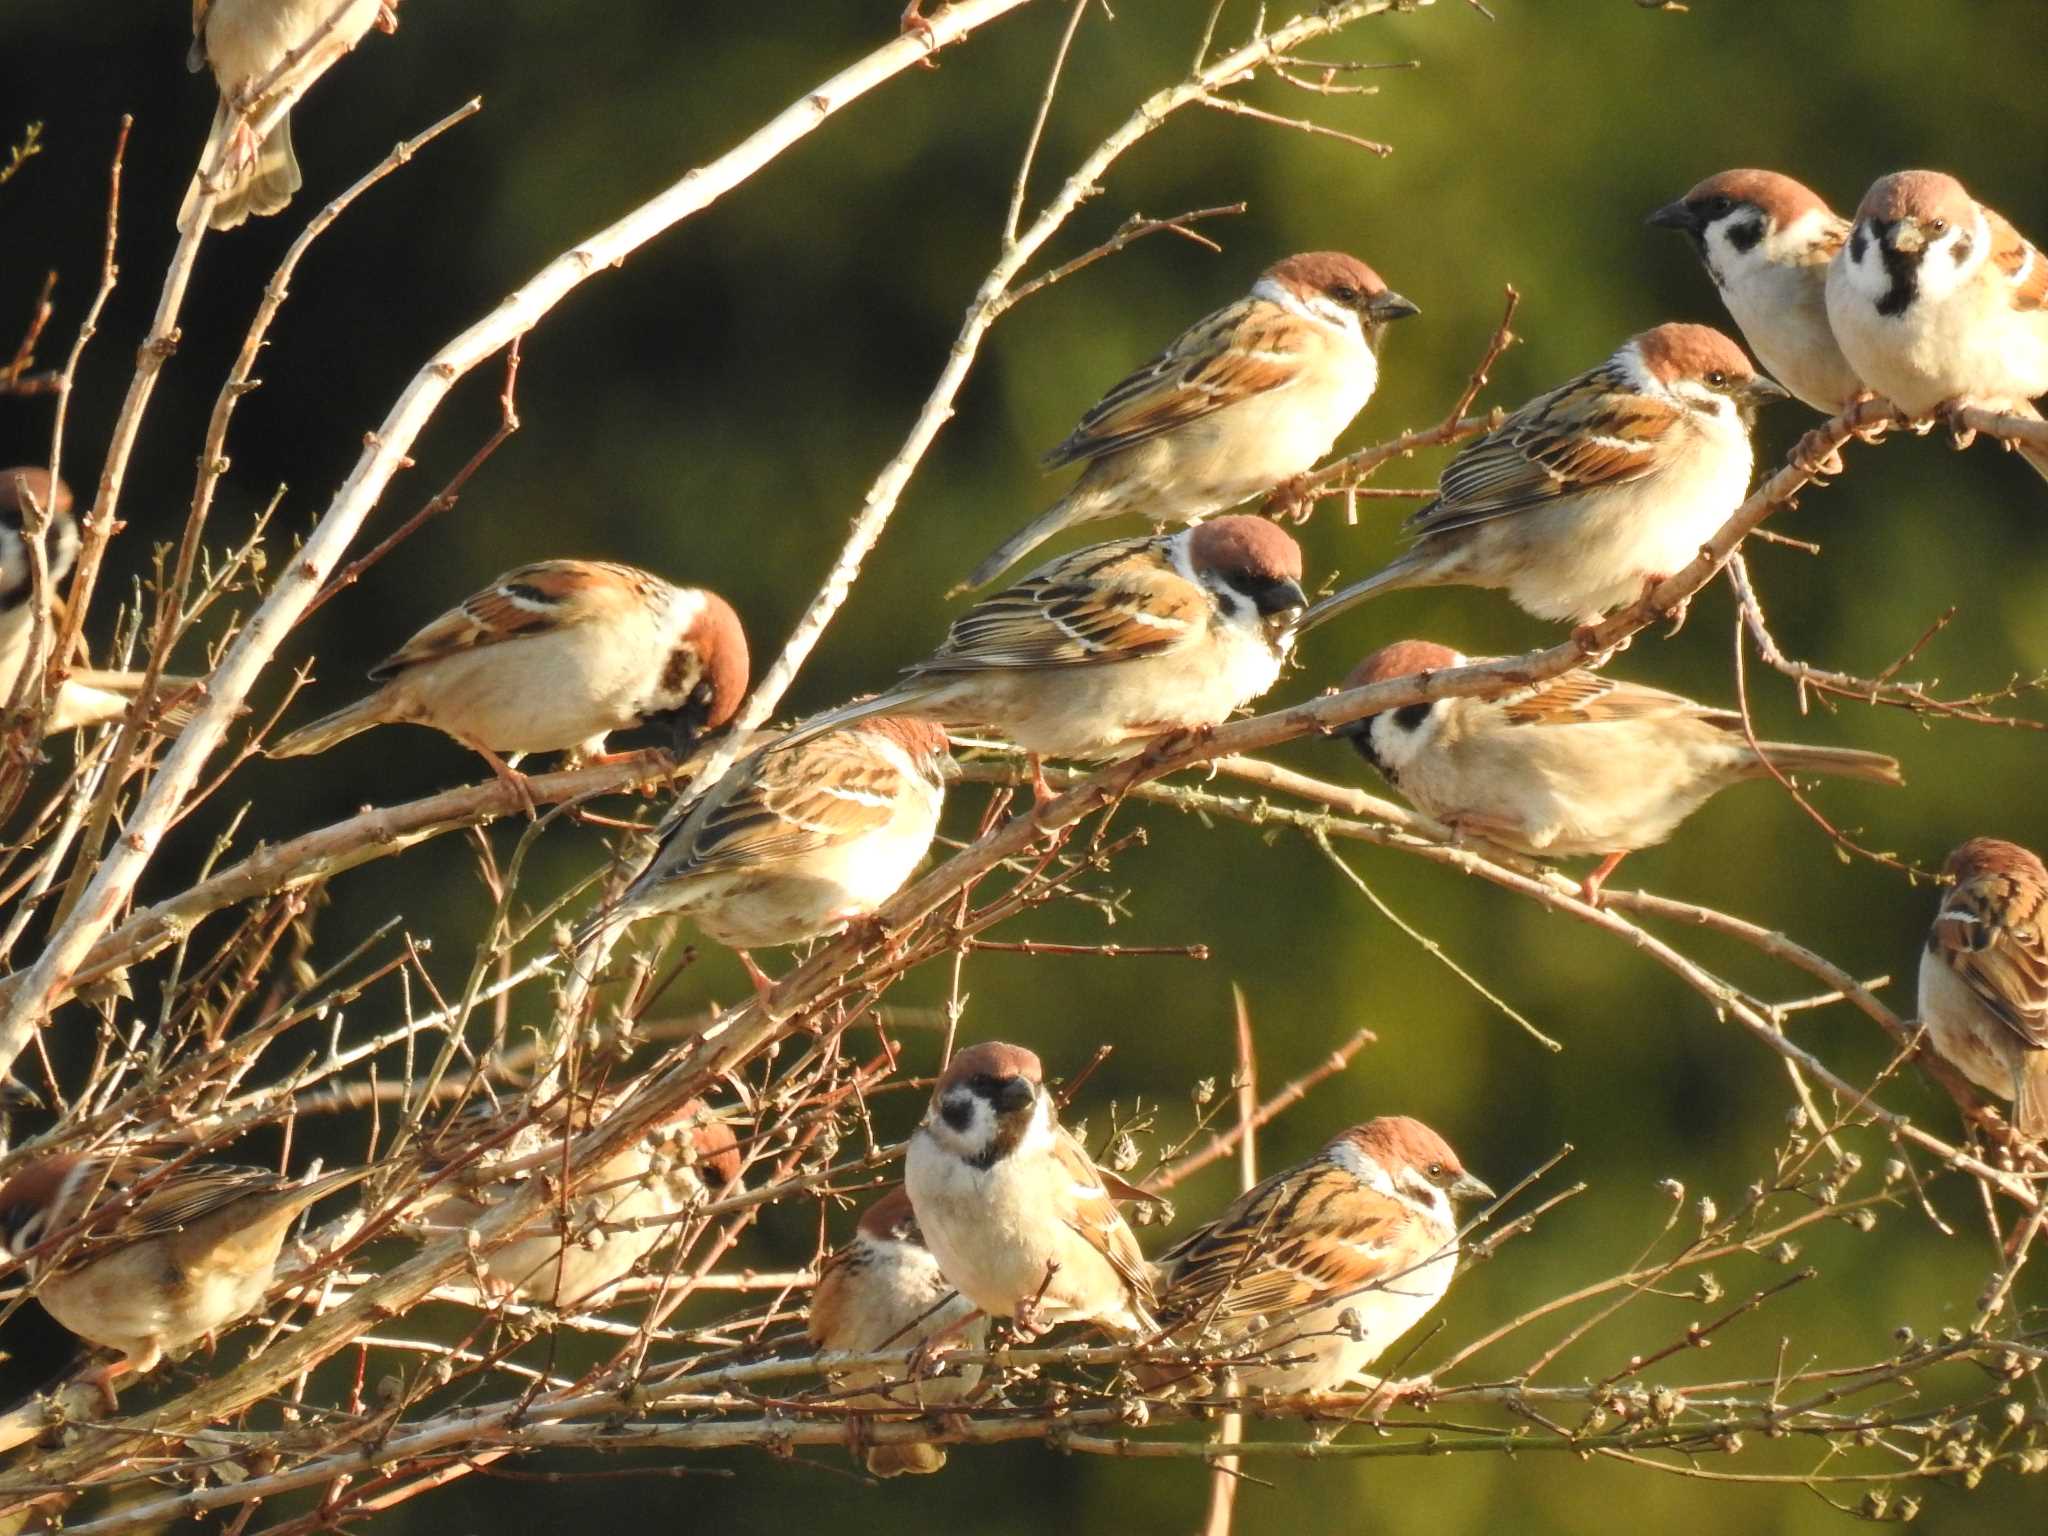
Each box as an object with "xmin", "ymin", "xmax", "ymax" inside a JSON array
[
  {"xmin": 1298, "ymin": 323, "xmax": 1788, "ymax": 630},
  {"xmin": 2, "ymin": 467, "xmax": 203, "ymax": 736},
  {"xmin": 904, "ymin": 1040, "xmax": 1154, "ymax": 1338},
  {"xmin": 780, "ymin": 516, "xmax": 1305, "ymax": 790},
  {"xmin": 179, "ymin": 0, "xmax": 397, "ymax": 232},
  {"xmin": 422, "ymin": 1097, "xmax": 741, "ymax": 1308},
  {"xmin": 1333, "ymin": 640, "xmax": 1904, "ymax": 901},
  {"xmin": 808, "ymin": 1184, "xmax": 988, "ymax": 1477},
  {"xmin": 1648, "ymin": 169, "xmax": 1864, "ymax": 413},
  {"xmin": 1144, "ymin": 1117, "xmax": 1490, "ymax": 1399},
  {"xmin": 581, "ymin": 717, "xmax": 951, "ymax": 995},
  {"xmin": 0, "ymin": 1156, "xmax": 372, "ymax": 1401},
  {"xmin": 270, "ymin": 560, "xmax": 749, "ymax": 778},
  {"xmin": 1917, "ymin": 838, "xmax": 2048, "ymax": 1138},
  {"xmin": 1826, "ymin": 169, "xmax": 2048, "ymax": 481},
  {"xmin": 961, "ymin": 252, "xmax": 1416, "ymax": 589}
]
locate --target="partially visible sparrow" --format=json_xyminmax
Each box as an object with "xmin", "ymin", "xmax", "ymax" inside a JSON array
[
  {"xmin": 905, "ymin": 1041, "xmax": 1154, "ymax": 1337},
  {"xmin": 1299, "ymin": 324, "xmax": 1787, "ymax": 629},
  {"xmin": 0, "ymin": 1157, "xmax": 372, "ymax": 1402},
  {"xmin": 1649, "ymin": 169, "xmax": 1863, "ymax": 413},
  {"xmin": 1334, "ymin": 640, "xmax": 1903, "ymax": 901},
  {"xmin": 582, "ymin": 717, "xmax": 951, "ymax": 996},
  {"xmin": 962, "ymin": 252, "xmax": 1416, "ymax": 589},
  {"xmin": 1145, "ymin": 1117, "xmax": 1490, "ymax": 1399},
  {"xmin": 270, "ymin": 560, "xmax": 749, "ymax": 775},
  {"xmin": 179, "ymin": 0, "xmax": 397, "ymax": 232},
  {"xmin": 782, "ymin": 517, "xmax": 1305, "ymax": 791},
  {"xmin": 808, "ymin": 1184, "xmax": 988, "ymax": 1477},
  {"xmin": 1918, "ymin": 838, "xmax": 2048, "ymax": 1138},
  {"xmin": 1827, "ymin": 169, "xmax": 2048, "ymax": 481}
]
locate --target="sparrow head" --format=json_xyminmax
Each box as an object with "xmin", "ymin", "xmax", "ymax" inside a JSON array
[
  {"xmin": 1648, "ymin": 169, "xmax": 1841, "ymax": 277},
  {"xmin": 671, "ymin": 1100, "xmax": 744, "ymax": 1191},
  {"xmin": 1260, "ymin": 251, "xmax": 1419, "ymax": 344},
  {"xmin": 0, "ymin": 467, "xmax": 80, "ymax": 610},
  {"xmin": 1330, "ymin": 639, "xmax": 1463, "ymax": 778},
  {"xmin": 1845, "ymin": 170, "xmax": 1987, "ymax": 314},
  {"xmin": 1941, "ymin": 836, "xmax": 2047, "ymax": 888},
  {"xmin": 651, "ymin": 588, "xmax": 750, "ymax": 756},
  {"xmin": 860, "ymin": 715, "xmax": 956, "ymax": 784},
  {"xmin": 1335, "ymin": 1116, "xmax": 1493, "ymax": 1229},
  {"xmin": 855, "ymin": 1183, "xmax": 925, "ymax": 1246},
  {"xmin": 923, "ymin": 1040, "xmax": 1050, "ymax": 1167},
  {"xmin": 1183, "ymin": 516, "xmax": 1308, "ymax": 631},
  {"xmin": 1626, "ymin": 322, "xmax": 1787, "ymax": 425},
  {"xmin": 0, "ymin": 1155, "xmax": 85, "ymax": 1263}
]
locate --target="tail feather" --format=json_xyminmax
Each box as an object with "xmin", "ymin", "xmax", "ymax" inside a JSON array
[
  {"xmin": 178, "ymin": 103, "xmax": 301, "ymax": 233},
  {"xmin": 43, "ymin": 672, "xmax": 204, "ymax": 735},
  {"xmin": 2017, "ymin": 1054, "xmax": 2048, "ymax": 1140},
  {"xmin": 956, "ymin": 491, "xmax": 1093, "ymax": 595},
  {"xmin": 761, "ymin": 689, "xmax": 925, "ymax": 760},
  {"xmin": 866, "ymin": 1443, "xmax": 946, "ymax": 1477},
  {"xmin": 1295, "ymin": 557, "xmax": 1423, "ymax": 634},
  {"xmin": 269, "ymin": 692, "xmax": 391, "ymax": 759},
  {"xmin": 1750, "ymin": 742, "xmax": 1904, "ymax": 788}
]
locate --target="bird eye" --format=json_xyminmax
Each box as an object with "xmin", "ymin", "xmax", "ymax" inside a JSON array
[
  {"xmin": 1929, "ymin": 217, "xmax": 1949, "ymax": 234},
  {"xmin": 1708, "ymin": 195, "xmax": 1733, "ymax": 216},
  {"xmin": 1426, "ymin": 1162, "xmax": 1445, "ymax": 1180},
  {"xmin": 1705, "ymin": 370, "xmax": 1727, "ymax": 388},
  {"xmin": 1330, "ymin": 284, "xmax": 1360, "ymax": 306}
]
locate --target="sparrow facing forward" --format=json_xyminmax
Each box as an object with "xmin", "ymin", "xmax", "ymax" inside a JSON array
[
  {"xmin": 0, "ymin": 1156, "xmax": 371, "ymax": 1401},
  {"xmin": 808, "ymin": 1184, "xmax": 988, "ymax": 1477},
  {"xmin": 271, "ymin": 560, "xmax": 749, "ymax": 772},
  {"xmin": 1334, "ymin": 640, "xmax": 1903, "ymax": 900},
  {"xmin": 1300, "ymin": 323, "xmax": 1787, "ymax": 629},
  {"xmin": 1145, "ymin": 1117, "xmax": 1490, "ymax": 1399},
  {"xmin": 1826, "ymin": 169, "xmax": 2048, "ymax": 481},
  {"xmin": 1649, "ymin": 169, "xmax": 1864, "ymax": 413},
  {"xmin": 1918, "ymin": 838, "xmax": 2048, "ymax": 1138},
  {"xmin": 904, "ymin": 1041, "xmax": 1155, "ymax": 1337},
  {"xmin": 963, "ymin": 252, "xmax": 1416, "ymax": 589}
]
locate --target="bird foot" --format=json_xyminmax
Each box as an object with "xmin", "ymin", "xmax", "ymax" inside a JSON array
[
  {"xmin": 1579, "ymin": 850, "xmax": 1628, "ymax": 907},
  {"xmin": 1788, "ymin": 427, "xmax": 1845, "ymax": 479},
  {"xmin": 1356, "ymin": 1372, "xmax": 1434, "ymax": 1421},
  {"xmin": 376, "ymin": 2, "xmax": 400, "ymax": 33},
  {"xmin": 474, "ymin": 747, "xmax": 539, "ymax": 818},
  {"xmin": 1262, "ymin": 473, "xmax": 1317, "ymax": 525},
  {"xmin": 1936, "ymin": 397, "xmax": 1980, "ymax": 452},
  {"xmin": 901, "ymin": 1, "xmax": 940, "ymax": 65}
]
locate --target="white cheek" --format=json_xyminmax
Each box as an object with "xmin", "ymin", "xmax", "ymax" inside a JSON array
[
  {"xmin": 1840, "ymin": 232, "xmax": 1890, "ymax": 299},
  {"xmin": 1911, "ymin": 229, "xmax": 1983, "ymax": 302}
]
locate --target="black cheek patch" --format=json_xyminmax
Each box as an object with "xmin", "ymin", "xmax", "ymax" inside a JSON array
[
  {"xmin": 1952, "ymin": 236, "xmax": 1974, "ymax": 265},
  {"xmin": 1849, "ymin": 229, "xmax": 1867, "ymax": 264},
  {"xmin": 940, "ymin": 1096, "xmax": 973, "ymax": 1133},
  {"xmin": 1725, "ymin": 218, "xmax": 1764, "ymax": 254},
  {"xmin": 1391, "ymin": 702, "xmax": 1432, "ymax": 732}
]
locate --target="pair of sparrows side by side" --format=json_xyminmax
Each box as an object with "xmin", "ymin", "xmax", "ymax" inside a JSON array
[{"xmin": 962, "ymin": 251, "xmax": 1416, "ymax": 592}]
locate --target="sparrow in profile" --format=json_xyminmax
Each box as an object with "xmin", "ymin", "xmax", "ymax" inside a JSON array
[
  {"xmin": 1917, "ymin": 838, "xmax": 2048, "ymax": 1138},
  {"xmin": 1334, "ymin": 640, "xmax": 1903, "ymax": 901},
  {"xmin": 905, "ymin": 1041, "xmax": 1155, "ymax": 1338},
  {"xmin": 0, "ymin": 1156, "xmax": 372, "ymax": 1402},
  {"xmin": 962, "ymin": 252, "xmax": 1416, "ymax": 589},
  {"xmin": 1827, "ymin": 169, "xmax": 2048, "ymax": 481},
  {"xmin": 1299, "ymin": 324, "xmax": 1787, "ymax": 630},
  {"xmin": 270, "ymin": 560, "xmax": 749, "ymax": 778},
  {"xmin": 1144, "ymin": 1117, "xmax": 1490, "ymax": 1399},
  {"xmin": 1649, "ymin": 170, "xmax": 1864, "ymax": 413},
  {"xmin": 781, "ymin": 517, "xmax": 1305, "ymax": 792},
  {"xmin": 808, "ymin": 1184, "xmax": 988, "ymax": 1477},
  {"xmin": 179, "ymin": 0, "xmax": 398, "ymax": 232}
]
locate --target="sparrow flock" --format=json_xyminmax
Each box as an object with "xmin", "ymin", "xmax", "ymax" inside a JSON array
[{"xmin": 0, "ymin": 5, "xmax": 2043, "ymax": 1477}]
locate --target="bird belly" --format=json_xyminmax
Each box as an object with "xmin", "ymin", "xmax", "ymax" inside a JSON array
[
  {"xmin": 204, "ymin": 0, "xmax": 382, "ymax": 92},
  {"xmin": 1219, "ymin": 1253, "xmax": 1453, "ymax": 1396},
  {"xmin": 906, "ymin": 1138, "xmax": 1111, "ymax": 1324},
  {"xmin": 392, "ymin": 627, "xmax": 647, "ymax": 755},
  {"xmin": 1918, "ymin": 950, "xmax": 2024, "ymax": 1103},
  {"xmin": 1722, "ymin": 267, "xmax": 1861, "ymax": 412}
]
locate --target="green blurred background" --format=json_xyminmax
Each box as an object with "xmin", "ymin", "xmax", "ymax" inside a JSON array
[{"xmin": 3, "ymin": 2, "xmax": 2046, "ymax": 1531}]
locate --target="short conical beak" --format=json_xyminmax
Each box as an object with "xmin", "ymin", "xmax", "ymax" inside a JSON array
[
  {"xmin": 1368, "ymin": 290, "xmax": 1420, "ymax": 323},
  {"xmin": 1646, "ymin": 200, "xmax": 1698, "ymax": 233},
  {"xmin": 1741, "ymin": 373, "xmax": 1790, "ymax": 407},
  {"xmin": 1261, "ymin": 578, "xmax": 1309, "ymax": 621},
  {"xmin": 1452, "ymin": 1172, "xmax": 1496, "ymax": 1204}
]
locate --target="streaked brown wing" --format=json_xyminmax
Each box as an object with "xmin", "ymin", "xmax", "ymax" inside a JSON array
[
  {"xmin": 657, "ymin": 733, "xmax": 908, "ymax": 882},
  {"xmin": 1501, "ymin": 671, "xmax": 1729, "ymax": 729},
  {"xmin": 1989, "ymin": 210, "xmax": 2048, "ymax": 313},
  {"xmin": 1054, "ymin": 1131, "xmax": 1155, "ymax": 1312},
  {"xmin": 1937, "ymin": 874, "xmax": 2048, "ymax": 1050},
  {"xmin": 369, "ymin": 560, "xmax": 625, "ymax": 680},
  {"xmin": 915, "ymin": 540, "xmax": 1205, "ymax": 673}
]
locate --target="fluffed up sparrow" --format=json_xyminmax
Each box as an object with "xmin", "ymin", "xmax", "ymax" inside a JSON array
[
  {"xmin": 905, "ymin": 1041, "xmax": 1155, "ymax": 1338},
  {"xmin": 270, "ymin": 560, "xmax": 749, "ymax": 779},
  {"xmin": 1143, "ymin": 1116, "xmax": 1490, "ymax": 1400},
  {"xmin": 1334, "ymin": 640, "xmax": 1903, "ymax": 901},
  {"xmin": 808, "ymin": 1184, "xmax": 988, "ymax": 1477},
  {"xmin": 179, "ymin": 0, "xmax": 397, "ymax": 232},
  {"xmin": 1299, "ymin": 323, "xmax": 1787, "ymax": 630},
  {"xmin": 962, "ymin": 252, "xmax": 1416, "ymax": 589},
  {"xmin": 1649, "ymin": 169, "xmax": 1864, "ymax": 413},
  {"xmin": 1918, "ymin": 838, "xmax": 2048, "ymax": 1138},
  {"xmin": 1827, "ymin": 169, "xmax": 2048, "ymax": 482},
  {"xmin": 0, "ymin": 1156, "xmax": 372, "ymax": 1402}
]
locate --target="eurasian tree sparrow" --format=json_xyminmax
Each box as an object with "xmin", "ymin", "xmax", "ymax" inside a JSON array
[
  {"xmin": 1827, "ymin": 169, "xmax": 2048, "ymax": 482},
  {"xmin": 0, "ymin": 1157, "xmax": 372, "ymax": 1401},
  {"xmin": 1917, "ymin": 838, "xmax": 2048, "ymax": 1138},
  {"xmin": 808, "ymin": 1184, "xmax": 988, "ymax": 1477},
  {"xmin": 962, "ymin": 252, "xmax": 1416, "ymax": 589},
  {"xmin": 1299, "ymin": 324, "xmax": 1787, "ymax": 629},
  {"xmin": 1144, "ymin": 1116, "xmax": 1489, "ymax": 1399},
  {"xmin": 904, "ymin": 1041, "xmax": 1155, "ymax": 1337},
  {"xmin": 270, "ymin": 560, "xmax": 749, "ymax": 773},
  {"xmin": 1649, "ymin": 169, "xmax": 1864, "ymax": 413},
  {"xmin": 1334, "ymin": 640, "xmax": 1903, "ymax": 900}
]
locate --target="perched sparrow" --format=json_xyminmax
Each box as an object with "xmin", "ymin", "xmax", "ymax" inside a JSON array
[
  {"xmin": 783, "ymin": 517, "xmax": 1305, "ymax": 789},
  {"xmin": 1334, "ymin": 640, "xmax": 1903, "ymax": 900},
  {"xmin": 179, "ymin": 0, "xmax": 397, "ymax": 232},
  {"xmin": 1649, "ymin": 170, "xmax": 1864, "ymax": 413},
  {"xmin": 962, "ymin": 253, "xmax": 1416, "ymax": 589},
  {"xmin": 1145, "ymin": 1117, "xmax": 1490, "ymax": 1398},
  {"xmin": 808, "ymin": 1184, "xmax": 988, "ymax": 1477},
  {"xmin": 1299, "ymin": 324, "xmax": 1787, "ymax": 629},
  {"xmin": 270, "ymin": 560, "xmax": 749, "ymax": 776},
  {"xmin": 1827, "ymin": 169, "xmax": 2048, "ymax": 481},
  {"xmin": 423, "ymin": 1097, "xmax": 741, "ymax": 1307},
  {"xmin": 905, "ymin": 1041, "xmax": 1154, "ymax": 1337},
  {"xmin": 1918, "ymin": 838, "xmax": 2048, "ymax": 1137},
  {"xmin": 0, "ymin": 1157, "xmax": 371, "ymax": 1400},
  {"xmin": 583, "ymin": 717, "xmax": 950, "ymax": 993}
]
